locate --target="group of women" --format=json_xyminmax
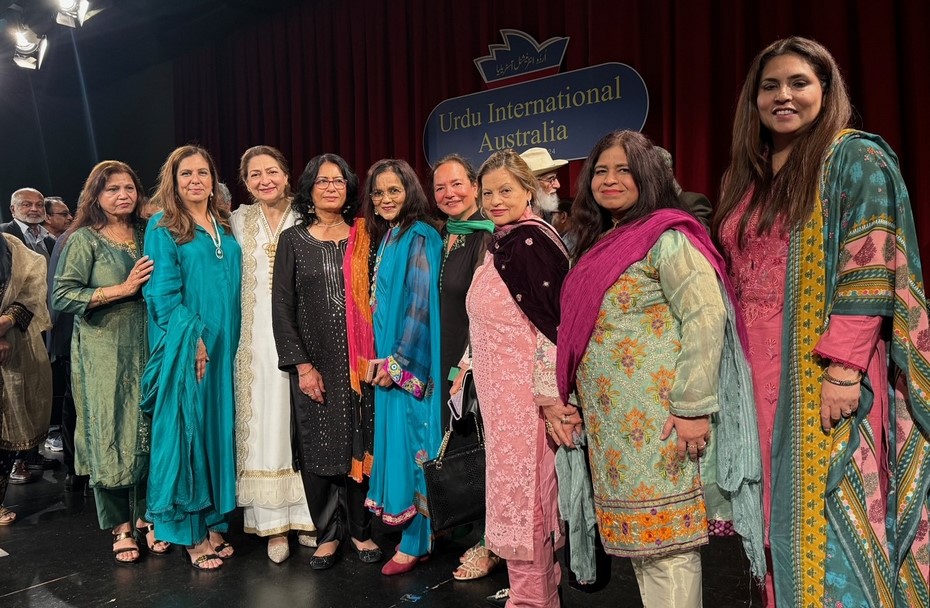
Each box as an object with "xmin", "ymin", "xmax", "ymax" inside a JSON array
[{"xmin": 39, "ymin": 35, "xmax": 930, "ymax": 608}]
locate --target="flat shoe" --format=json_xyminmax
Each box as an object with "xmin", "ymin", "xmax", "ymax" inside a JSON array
[
  {"xmin": 351, "ymin": 541, "xmax": 382, "ymax": 564},
  {"xmin": 297, "ymin": 531, "xmax": 318, "ymax": 548},
  {"xmin": 268, "ymin": 540, "xmax": 290, "ymax": 564},
  {"xmin": 309, "ymin": 552, "xmax": 339, "ymax": 570},
  {"xmin": 381, "ymin": 554, "xmax": 427, "ymax": 576}
]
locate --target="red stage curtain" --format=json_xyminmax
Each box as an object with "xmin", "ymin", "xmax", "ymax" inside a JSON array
[{"xmin": 174, "ymin": 0, "xmax": 929, "ymax": 279}]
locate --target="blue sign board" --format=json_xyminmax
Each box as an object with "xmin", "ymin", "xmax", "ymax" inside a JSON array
[{"xmin": 423, "ymin": 63, "xmax": 649, "ymax": 168}]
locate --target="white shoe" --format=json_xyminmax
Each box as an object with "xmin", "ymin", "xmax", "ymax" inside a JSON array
[
  {"xmin": 267, "ymin": 537, "xmax": 290, "ymax": 563},
  {"xmin": 297, "ymin": 531, "xmax": 318, "ymax": 548}
]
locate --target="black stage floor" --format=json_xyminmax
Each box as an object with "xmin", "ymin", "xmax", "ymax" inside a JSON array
[{"xmin": 0, "ymin": 449, "xmax": 761, "ymax": 608}]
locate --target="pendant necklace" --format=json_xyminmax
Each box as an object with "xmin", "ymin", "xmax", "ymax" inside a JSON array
[
  {"xmin": 209, "ymin": 214, "xmax": 224, "ymax": 259},
  {"xmin": 258, "ymin": 204, "xmax": 292, "ymax": 290}
]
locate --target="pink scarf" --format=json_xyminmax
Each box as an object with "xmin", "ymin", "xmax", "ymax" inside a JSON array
[{"xmin": 556, "ymin": 209, "xmax": 745, "ymax": 402}]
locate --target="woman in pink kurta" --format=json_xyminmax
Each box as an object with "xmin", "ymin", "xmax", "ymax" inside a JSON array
[{"xmin": 466, "ymin": 150, "xmax": 574, "ymax": 608}]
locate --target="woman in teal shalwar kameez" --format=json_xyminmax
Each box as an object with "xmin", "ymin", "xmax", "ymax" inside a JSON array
[
  {"xmin": 141, "ymin": 146, "xmax": 241, "ymax": 570},
  {"xmin": 360, "ymin": 159, "xmax": 443, "ymax": 576}
]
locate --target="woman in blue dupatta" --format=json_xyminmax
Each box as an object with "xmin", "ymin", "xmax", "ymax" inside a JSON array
[
  {"xmin": 141, "ymin": 145, "xmax": 241, "ymax": 571},
  {"xmin": 557, "ymin": 131, "xmax": 764, "ymax": 607},
  {"xmin": 360, "ymin": 159, "xmax": 443, "ymax": 576},
  {"xmin": 715, "ymin": 37, "xmax": 930, "ymax": 607}
]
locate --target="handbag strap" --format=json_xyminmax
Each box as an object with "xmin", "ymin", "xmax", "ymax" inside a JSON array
[{"xmin": 435, "ymin": 412, "xmax": 484, "ymax": 460}]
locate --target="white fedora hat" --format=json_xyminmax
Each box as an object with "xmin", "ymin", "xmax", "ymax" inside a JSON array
[{"xmin": 519, "ymin": 147, "xmax": 568, "ymax": 175}]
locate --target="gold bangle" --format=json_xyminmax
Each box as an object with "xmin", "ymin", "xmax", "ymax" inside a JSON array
[
  {"xmin": 95, "ymin": 288, "xmax": 110, "ymax": 305},
  {"xmin": 822, "ymin": 369, "xmax": 862, "ymax": 386}
]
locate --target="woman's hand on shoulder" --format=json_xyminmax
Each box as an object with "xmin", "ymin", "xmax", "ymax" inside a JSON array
[{"xmin": 661, "ymin": 414, "xmax": 710, "ymax": 460}]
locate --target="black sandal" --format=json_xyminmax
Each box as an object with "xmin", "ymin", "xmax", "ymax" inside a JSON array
[
  {"xmin": 213, "ymin": 541, "xmax": 234, "ymax": 559},
  {"xmin": 112, "ymin": 530, "xmax": 141, "ymax": 565},
  {"xmin": 136, "ymin": 522, "xmax": 172, "ymax": 556},
  {"xmin": 188, "ymin": 551, "xmax": 223, "ymax": 571}
]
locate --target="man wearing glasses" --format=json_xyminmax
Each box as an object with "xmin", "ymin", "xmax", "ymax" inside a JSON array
[
  {"xmin": 43, "ymin": 197, "xmax": 73, "ymax": 239},
  {"xmin": 1, "ymin": 188, "xmax": 56, "ymax": 259},
  {"xmin": 519, "ymin": 147, "xmax": 567, "ymax": 226}
]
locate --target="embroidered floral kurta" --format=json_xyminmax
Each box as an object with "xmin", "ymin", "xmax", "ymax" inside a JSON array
[
  {"xmin": 467, "ymin": 252, "xmax": 561, "ymax": 561},
  {"xmin": 575, "ymin": 230, "xmax": 725, "ymax": 558}
]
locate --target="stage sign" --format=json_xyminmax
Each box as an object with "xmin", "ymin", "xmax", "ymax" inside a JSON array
[{"xmin": 423, "ymin": 31, "xmax": 649, "ymax": 169}]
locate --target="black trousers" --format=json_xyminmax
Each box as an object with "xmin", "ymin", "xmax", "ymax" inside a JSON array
[
  {"xmin": 301, "ymin": 470, "xmax": 373, "ymax": 545},
  {"xmin": 53, "ymin": 359, "xmax": 78, "ymax": 474}
]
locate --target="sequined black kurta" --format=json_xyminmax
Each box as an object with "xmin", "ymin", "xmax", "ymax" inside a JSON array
[{"xmin": 272, "ymin": 226, "xmax": 372, "ymax": 477}]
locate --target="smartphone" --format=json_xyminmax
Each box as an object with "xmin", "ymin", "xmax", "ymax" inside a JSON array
[{"xmin": 362, "ymin": 358, "xmax": 385, "ymax": 384}]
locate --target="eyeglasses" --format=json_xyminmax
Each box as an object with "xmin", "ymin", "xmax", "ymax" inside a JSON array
[
  {"xmin": 49, "ymin": 211, "xmax": 72, "ymax": 217},
  {"xmin": 313, "ymin": 177, "xmax": 347, "ymax": 190},
  {"xmin": 538, "ymin": 174, "xmax": 559, "ymax": 187},
  {"xmin": 370, "ymin": 187, "xmax": 404, "ymax": 202}
]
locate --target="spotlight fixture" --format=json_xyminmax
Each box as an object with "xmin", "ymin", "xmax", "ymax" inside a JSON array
[
  {"xmin": 12, "ymin": 27, "xmax": 47, "ymax": 70},
  {"xmin": 56, "ymin": 0, "xmax": 102, "ymax": 28}
]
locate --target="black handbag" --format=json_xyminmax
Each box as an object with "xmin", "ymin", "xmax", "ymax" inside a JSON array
[{"xmin": 423, "ymin": 371, "xmax": 486, "ymax": 533}]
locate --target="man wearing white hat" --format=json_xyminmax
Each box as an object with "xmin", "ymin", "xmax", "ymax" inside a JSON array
[{"xmin": 519, "ymin": 147, "xmax": 567, "ymax": 223}]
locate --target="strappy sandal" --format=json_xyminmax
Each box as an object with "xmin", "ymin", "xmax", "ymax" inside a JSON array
[
  {"xmin": 0, "ymin": 506, "xmax": 16, "ymax": 526},
  {"xmin": 213, "ymin": 541, "xmax": 234, "ymax": 559},
  {"xmin": 453, "ymin": 545, "xmax": 500, "ymax": 580},
  {"xmin": 112, "ymin": 529, "xmax": 141, "ymax": 565},
  {"xmin": 187, "ymin": 551, "xmax": 223, "ymax": 571},
  {"xmin": 136, "ymin": 522, "xmax": 171, "ymax": 556}
]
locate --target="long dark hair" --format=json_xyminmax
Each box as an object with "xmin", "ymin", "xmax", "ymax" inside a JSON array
[
  {"xmin": 713, "ymin": 36, "xmax": 852, "ymax": 245},
  {"xmin": 569, "ymin": 130, "xmax": 683, "ymax": 260},
  {"xmin": 361, "ymin": 159, "xmax": 436, "ymax": 244},
  {"xmin": 152, "ymin": 145, "xmax": 230, "ymax": 244},
  {"xmin": 72, "ymin": 160, "xmax": 145, "ymax": 232},
  {"xmin": 293, "ymin": 153, "xmax": 359, "ymax": 226}
]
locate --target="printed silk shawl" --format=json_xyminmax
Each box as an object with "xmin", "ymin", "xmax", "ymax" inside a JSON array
[{"xmin": 774, "ymin": 129, "xmax": 930, "ymax": 607}]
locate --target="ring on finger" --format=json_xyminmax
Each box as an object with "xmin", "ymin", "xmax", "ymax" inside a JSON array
[
  {"xmin": 544, "ymin": 420, "xmax": 554, "ymax": 434},
  {"xmin": 841, "ymin": 408, "xmax": 852, "ymax": 417}
]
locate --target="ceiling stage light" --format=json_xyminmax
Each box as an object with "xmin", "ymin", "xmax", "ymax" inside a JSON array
[
  {"xmin": 56, "ymin": 0, "xmax": 103, "ymax": 28},
  {"xmin": 12, "ymin": 27, "xmax": 47, "ymax": 70}
]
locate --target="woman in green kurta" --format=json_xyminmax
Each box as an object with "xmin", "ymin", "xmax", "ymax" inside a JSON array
[
  {"xmin": 52, "ymin": 160, "xmax": 164, "ymax": 565},
  {"xmin": 141, "ymin": 146, "xmax": 241, "ymax": 571},
  {"xmin": 558, "ymin": 131, "xmax": 764, "ymax": 607}
]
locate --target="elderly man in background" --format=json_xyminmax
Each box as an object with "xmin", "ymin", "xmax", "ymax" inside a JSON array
[
  {"xmin": 0, "ymin": 188, "xmax": 57, "ymax": 483},
  {"xmin": 43, "ymin": 197, "xmax": 73, "ymax": 239},
  {"xmin": 519, "ymin": 147, "xmax": 567, "ymax": 225}
]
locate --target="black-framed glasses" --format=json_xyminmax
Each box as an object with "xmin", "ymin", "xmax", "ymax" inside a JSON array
[
  {"xmin": 314, "ymin": 177, "xmax": 347, "ymax": 190},
  {"xmin": 370, "ymin": 187, "xmax": 404, "ymax": 202},
  {"xmin": 49, "ymin": 211, "xmax": 73, "ymax": 217}
]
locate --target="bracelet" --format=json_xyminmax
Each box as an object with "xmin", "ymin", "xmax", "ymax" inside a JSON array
[
  {"xmin": 822, "ymin": 369, "xmax": 862, "ymax": 386},
  {"xmin": 298, "ymin": 365, "xmax": 314, "ymax": 377},
  {"xmin": 95, "ymin": 288, "xmax": 110, "ymax": 306}
]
